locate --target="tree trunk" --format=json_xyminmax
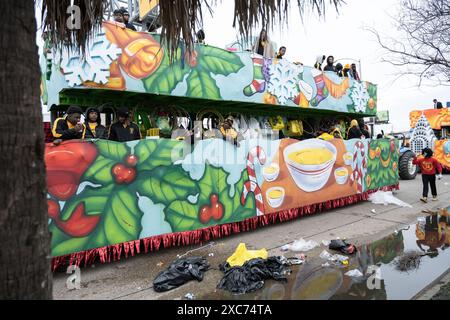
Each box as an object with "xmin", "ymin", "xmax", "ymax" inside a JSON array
[{"xmin": 0, "ymin": 0, "xmax": 52, "ymax": 299}]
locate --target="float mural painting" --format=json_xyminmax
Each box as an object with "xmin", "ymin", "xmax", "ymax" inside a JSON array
[
  {"xmin": 410, "ymin": 109, "xmax": 450, "ymax": 170},
  {"xmin": 43, "ymin": 21, "xmax": 378, "ymax": 116},
  {"xmin": 46, "ymin": 137, "xmax": 398, "ymax": 266}
]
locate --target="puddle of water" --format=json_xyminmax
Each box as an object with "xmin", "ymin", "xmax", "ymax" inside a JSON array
[{"xmin": 201, "ymin": 206, "xmax": 450, "ymax": 300}]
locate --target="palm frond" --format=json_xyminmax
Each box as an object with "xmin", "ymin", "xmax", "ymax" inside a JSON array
[{"xmin": 41, "ymin": 0, "xmax": 107, "ymax": 54}]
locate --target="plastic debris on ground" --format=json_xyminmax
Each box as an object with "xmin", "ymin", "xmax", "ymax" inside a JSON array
[
  {"xmin": 319, "ymin": 250, "xmax": 349, "ymax": 266},
  {"xmin": 280, "ymin": 238, "xmax": 319, "ymax": 252},
  {"xmin": 371, "ymin": 209, "xmax": 377, "ymax": 214},
  {"xmin": 329, "ymin": 239, "xmax": 357, "ymax": 255},
  {"xmin": 208, "ymin": 253, "xmax": 214, "ymax": 257},
  {"xmin": 368, "ymin": 191, "xmax": 412, "ymax": 208},
  {"xmin": 322, "ymin": 240, "xmax": 331, "ymax": 246},
  {"xmin": 153, "ymin": 257, "xmax": 210, "ymax": 292},
  {"xmin": 217, "ymin": 257, "xmax": 288, "ymax": 295},
  {"xmin": 177, "ymin": 242, "xmax": 216, "ymax": 259},
  {"xmin": 184, "ymin": 293, "xmax": 195, "ymax": 300},
  {"xmin": 226, "ymin": 243, "xmax": 268, "ymax": 267},
  {"xmin": 279, "ymin": 255, "xmax": 305, "ymax": 266},
  {"xmin": 345, "ymin": 269, "xmax": 364, "ymax": 278}
]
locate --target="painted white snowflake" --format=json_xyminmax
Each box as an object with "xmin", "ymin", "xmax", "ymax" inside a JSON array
[
  {"xmin": 267, "ymin": 59, "xmax": 303, "ymax": 104},
  {"xmin": 58, "ymin": 33, "xmax": 122, "ymax": 87},
  {"xmin": 350, "ymin": 81, "xmax": 370, "ymax": 113}
]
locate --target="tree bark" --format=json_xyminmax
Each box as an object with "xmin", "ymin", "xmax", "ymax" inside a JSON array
[{"xmin": 0, "ymin": 0, "xmax": 52, "ymax": 299}]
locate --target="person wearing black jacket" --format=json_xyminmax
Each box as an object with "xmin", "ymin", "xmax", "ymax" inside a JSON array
[
  {"xmin": 84, "ymin": 107, "xmax": 107, "ymax": 139},
  {"xmin": 52, "ymin": 105, "xmax": 86, "ymax": 142},
  {"xmin": 347, "ymin": 119, "xmax": 363, "ymax": 140},
  {"xmin": 108, "ymin": 107, "xmax": 141, "ymax": 142},
  {"xmin": 120, "ymin": 8, "xmax": 137, "ymax": 31},
  {"xmin": 358, "ymin": 119, "xmax": 370, "ymax": 139}
]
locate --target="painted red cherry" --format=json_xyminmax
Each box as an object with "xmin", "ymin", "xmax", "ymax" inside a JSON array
[
  {"xmin": 112, "ymin": 164, "xmax": 137, "ymax": 184},
  {"xmin": 126, "ymin": 154, "xmax": 138, "ymax": 167},
  {"xmin": 210, "ymin": 194, "xmax": 224, "ymax": 220},
  {"xmin": 198, "ymin": 194, "xmax": 224, "ymax": 224},
  {"xmin": 199, "ymin": 206, "xmax": 211, "ymax": 224}
]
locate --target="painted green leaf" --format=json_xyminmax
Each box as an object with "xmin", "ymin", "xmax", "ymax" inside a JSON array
[
  {"xmin": 186, "ymin": 69, "xmax": 221, "ymax": 99},
  {"xmin": 50, "ymin": 185, "xmax": 143, "ymax": 256},
  {"xmin": 102, "ymin": 188, "xmax": 143, "ymax": 244},
  {"xmin": 82, "ymin": 155, "xmax": 115, "ymax": 185},
  {"xmin": 95, "ymin": 140, "xmax": 129, "ymax": 162},
  {"xmin": 52, "ymin": 237, "xmax": 91, "ymax": 257},
  {"xmin": 135, "ymin": 139, "xmax": 183, "ymax": 172},
  {"xmin": 143, "ymin": 54, "xmax": 189, "ymax": 94},
  {"xmin": 197, "ymin": 46, "xmax": 244, "ymax": 75},
  {"xmin": 135, "ymin": 165, "xmax": 199, "ymax": 205}
]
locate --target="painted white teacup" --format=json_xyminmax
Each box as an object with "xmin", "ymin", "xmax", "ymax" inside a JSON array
[
  {"xmin": 266, "ymin": 187, "xmax": 285, "ymax": 208},
  {"xmin": 343, "ymin": 152, "xmax": 353, "ymax": 166},
  {"xmin": 334, "ymin": 167, "xmax": 349, "ymax": 185},
  {"xmin": 263, "ymin": 163, "xmax": 280, "ymax": 182}
]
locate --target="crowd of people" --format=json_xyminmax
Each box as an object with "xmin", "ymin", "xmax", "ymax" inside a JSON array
[
  {"xmin": 315, "ymin": 118, "xmax": 371, "ymax": 141},
  {"xmin": 251, "ymin": 30, "xmax": 360, "ymax": 79},
  {"xmin": 112, "ymin": 7, "xmax": 137, "ymax": 31},
  {"xmin": 51, "ymin": 106, "xmax": 141, "ymax": 145}
]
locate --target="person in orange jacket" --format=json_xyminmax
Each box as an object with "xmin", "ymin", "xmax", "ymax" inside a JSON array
[{"xmin": 413, "ymin": 148, "xmax": 443, "ymax": 203}]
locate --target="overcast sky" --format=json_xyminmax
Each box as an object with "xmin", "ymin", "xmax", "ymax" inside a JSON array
[
  {"xmin": 38, "ymin": 0, "xmax": 449, "ymax": 132},
  {"xmin": 200, "ymin": 0, "xmax": 449, "ymax": 133}
]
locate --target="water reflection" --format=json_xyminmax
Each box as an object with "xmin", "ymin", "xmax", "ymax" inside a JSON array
[
  {"xmin": 416, "ymin": 207, "xmax": 449, "ymax": 256},
  {"xmin": 202, "ymin": 206, "xmax": 450, "ymax": 300}
]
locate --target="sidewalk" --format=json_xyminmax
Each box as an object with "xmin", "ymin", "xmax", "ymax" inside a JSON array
[{"xmin": 52, "ymin": 178, "xmax": 450, "ymax": 300}]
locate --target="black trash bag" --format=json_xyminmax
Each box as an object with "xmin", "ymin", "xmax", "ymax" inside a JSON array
[
  {"xmin": 329, "ymin": 239, "xmax": 357, "ymax": 255},
  {"xmin": 153, "ymin": 256, "xmax": 210, "ymax": 292},
  {"xmin": 217, "ymin": 257, "xmax": 288, "ymax": 295}
]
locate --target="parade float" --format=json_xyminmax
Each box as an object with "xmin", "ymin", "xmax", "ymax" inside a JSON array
[
  {"xmin": 41, "ymin": 21, "xmax": 399, "ymax": 270},
  {"xmin": 410, "ymin": 108, "xmax": 450, "ymax": 170}
]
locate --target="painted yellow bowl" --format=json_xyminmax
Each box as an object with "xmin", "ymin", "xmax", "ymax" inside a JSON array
[{"xmin": 283, "ymin": 139, "xmax": 337, "ymax": 192}]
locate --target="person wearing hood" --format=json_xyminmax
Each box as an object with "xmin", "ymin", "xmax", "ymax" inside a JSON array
[
  {"xmin": 252, "ymin": 29, "xmax": 275, "ymax": 59},
  {"xmin": 347, "ymin": 119, "xmax": 363, "ymax": 140},
  {"xmin": 84, "ymin": 107, "xmax": 107, "ymax": 139},
  {"xmin": 120, "ymin": 8, "xmax": 137, "ymax": 31},
  {"xmin": 52, "ymin": 105, "xmax": 86, "ymax": 143},
  {"xmin": 413, "ymin": 148, "xmax": 443, "ymax": 203},
  {"xmin": 323, "ymin": 56, "xmax": 335, "ymax": 72},
  {"xmin": 314, "ymin": 55, "xmax": 326, "ymax": 71},
  {"xmin": 343, "ymin": 64, "xmax": 351, "ymax": 77},
  {"xmin": 335, "ymin": 63, "xmax": 344, "ymax": 77}
]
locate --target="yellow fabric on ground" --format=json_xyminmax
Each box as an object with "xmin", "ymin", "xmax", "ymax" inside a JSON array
[{"xmin": 226, "ymin": 243, "xmax": 268, "ymax": 267}]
